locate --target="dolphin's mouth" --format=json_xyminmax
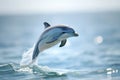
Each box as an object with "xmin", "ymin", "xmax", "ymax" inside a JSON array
[
  {"xmin": 74, "ymin": 33, "xmax": 79, "ymax": 36},
  {"xmin": 61, "ymin": 32, "xmax": 79, "ymax": 37}
]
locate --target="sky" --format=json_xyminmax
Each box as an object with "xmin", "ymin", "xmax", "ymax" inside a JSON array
[{"xmin": 0, "ymin": 0, "xmax": 120, "ymax": 14}]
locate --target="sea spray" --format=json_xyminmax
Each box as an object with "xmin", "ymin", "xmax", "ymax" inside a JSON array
[{"xmin": 20, "ymin": 45, "xmax": 38, "ymax": 67}]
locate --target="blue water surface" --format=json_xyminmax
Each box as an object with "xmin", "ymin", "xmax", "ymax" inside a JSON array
[{"xmin": 0, "ymin": 12, "xmax": 120, "ymax": 80}]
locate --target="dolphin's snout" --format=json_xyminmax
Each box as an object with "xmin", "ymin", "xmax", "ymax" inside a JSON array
[{"xmin": 74, "ymin": 33, "xmax": 79, "ymax": 37}]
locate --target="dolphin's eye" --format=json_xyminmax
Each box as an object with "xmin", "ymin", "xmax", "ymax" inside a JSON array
[
  {"xmin": 61, "ymin": 27, "xmax": 75, "ymax": 33},
  {"xmin": 62, "ymin": 32, "xmax": 66, "ymax": 34},
  {"xmin": 69, "ymin": 29, "xmax": 75, "ymax": 33},
  {"xmin": 72, "ymin": 30, "xmax": 75, "ymax": 33}
]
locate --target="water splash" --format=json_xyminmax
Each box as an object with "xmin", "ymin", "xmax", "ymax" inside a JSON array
[
  {"xmin": 20, "ymin": 45, "xmax": 38, "ymax": 67},
  {"xmin": 0, "ymin": 63, "xmax": 120, "ymax": 80}
]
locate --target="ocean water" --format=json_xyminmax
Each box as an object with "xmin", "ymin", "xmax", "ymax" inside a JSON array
[{"xmin": 0, "ymin": 12, "xmax": 120, "ymax": 80}]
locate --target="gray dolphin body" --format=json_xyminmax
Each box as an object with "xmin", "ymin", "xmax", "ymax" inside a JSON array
[{"xmin": 32, "ymin": 22, "xmax": 79, "ymax": 62}]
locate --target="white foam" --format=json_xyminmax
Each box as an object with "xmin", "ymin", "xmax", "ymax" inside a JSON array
[{"xmin": 20, "ymin": 45, "xmax": 38, "ymax": 67}]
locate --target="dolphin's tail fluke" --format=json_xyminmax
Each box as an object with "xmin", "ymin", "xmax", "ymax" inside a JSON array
[{"xmin": 32, "ymin": 43, "xmax": 40, "ymax": 61}]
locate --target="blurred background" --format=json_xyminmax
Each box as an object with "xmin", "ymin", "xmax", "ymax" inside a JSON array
[{"xmin": 0, "ymin": 0, "xmax": 120, "ymax": 80}]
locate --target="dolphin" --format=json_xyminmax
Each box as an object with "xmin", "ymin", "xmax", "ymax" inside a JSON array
[{"xmin": 32, "ymin": 22, "xmax": 79, "ymax": 63}]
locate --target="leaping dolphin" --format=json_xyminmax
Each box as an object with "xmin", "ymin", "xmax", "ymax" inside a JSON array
[{"xmin": 32, "ymin": 22, "xmax": 79, "ymax": 63}]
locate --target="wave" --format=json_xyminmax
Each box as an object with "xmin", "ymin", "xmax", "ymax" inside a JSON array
[
  {"xmin": 0, "ymin": 63, "xmax": 16, "ymax": 75},
  {"xmin": 0, "ymin": 63, "xmax": 119, "ymax": 79}
]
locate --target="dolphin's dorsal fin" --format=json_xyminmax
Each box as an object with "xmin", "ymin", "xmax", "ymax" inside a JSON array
[
  {"xmin": 59, "ymin": 39, "xmax": 67, "ymax": 47},
  {"xmin": 43, "ymin": 22, "xmax": 51, "ymax": 28}
]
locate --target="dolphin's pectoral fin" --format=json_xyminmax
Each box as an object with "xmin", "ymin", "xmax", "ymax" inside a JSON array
[
  {"xmin": 43, "ymin": 22, "xmax": 51, "ymax": 28},
  {"xmin": 59, "ymin": 39, "xmax": 67, "ymax": 47}
]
